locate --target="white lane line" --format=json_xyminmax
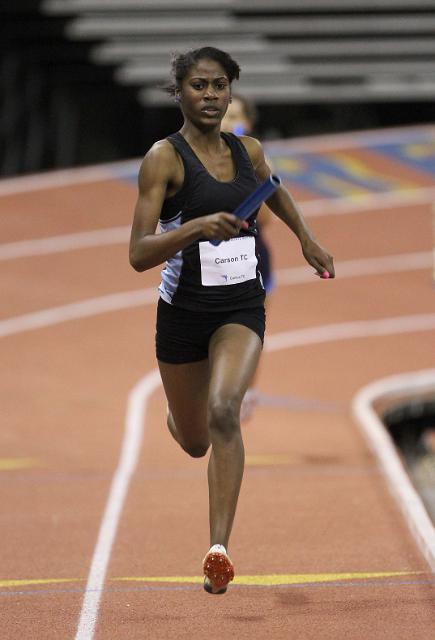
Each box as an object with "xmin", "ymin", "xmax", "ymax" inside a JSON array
[
  {"xmin": 1, "ymin": 187, "xmax": 433, "ymax": 262},
  {"xmin": 276, "ymin": 251, "xmax": 431, "ymax": 286},
  {"xmin": 0, "ymin": 253, "xmax": 432, "ymax": 339},
  {"xmin": 0, "ymin": 290, "xmax": 157, "ymax": 338},
  {"xmin": 265, "ymin": 314, "xmax": 435, "ymax": 352},
  {"xmin": 265, "ymin": 124, "xmax": 435, "ymax": 153},
  {"xmin": 353, "ymin": 369, "xmax": 435, "ymax": 572},
  {"xmin": 300, "ymin": 186, "xmax": 435, "ymax": 218},
  {"xmin": 0, "ymin": 227, "xmax": 130, "ymax": 260},
  {"xmin": 74, "ymin": 369, "xmax": 161, "ymax": 640},
  {"xmin": 75, "ymin": 318, "xmax": 435, "ymax": 639},
  {"xmin": 0, "ymin": 159, "xmax": 140, "ymax": 196}
]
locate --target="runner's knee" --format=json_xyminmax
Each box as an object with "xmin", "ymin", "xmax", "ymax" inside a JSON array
[
  {"xmin": 183, "ymin": 441, "xmax": 210, "ymax": 458},
  {"xmin": 169, "ymin": 411, "xmax": 209, "ymax": 457},
  {"xmin": 173, "ymin": 422, "xmax": 210, "ymax": 458},
  {"xmin": 208, "ymin": 396, "xmax": 240, "ymax": 439}
]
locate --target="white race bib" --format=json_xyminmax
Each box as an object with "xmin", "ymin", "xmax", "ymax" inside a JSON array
[{"xmin": 199, "ymin": 236, "xmax": 257, "ymax": 286}]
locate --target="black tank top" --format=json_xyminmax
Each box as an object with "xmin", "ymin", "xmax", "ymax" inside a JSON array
[{"xmin": 158, "ymin": 131, "xmax": 266, "ymax": 312}]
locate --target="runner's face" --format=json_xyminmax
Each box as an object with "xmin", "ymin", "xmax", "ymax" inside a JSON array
[{"xmin": 178, "ymin": 58, "xmax": 231, "ymax": 128}]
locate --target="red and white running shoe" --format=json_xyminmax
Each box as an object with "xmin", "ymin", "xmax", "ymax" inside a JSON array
[{"xmin": 203, "ymin": 544, "xmax": 234, "ymax": 595}]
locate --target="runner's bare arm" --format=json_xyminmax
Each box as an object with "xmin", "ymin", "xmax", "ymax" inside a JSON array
[
  {"xmin": 129, "ymin": 142, "xmax": 246, "ymax": 272},
  {"xmin": 241, "ymin": 136, "xmax": 335, "ymax": 278}
]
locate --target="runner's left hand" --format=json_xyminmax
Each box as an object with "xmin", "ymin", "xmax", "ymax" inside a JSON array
[{"xmin": 301, "ymin": 238, "xmax": 335, "ymax": 278}]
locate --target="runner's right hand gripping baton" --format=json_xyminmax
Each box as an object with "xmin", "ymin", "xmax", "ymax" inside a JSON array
[{"xmin": 210, "ymin": 174, "xmax": 281, "ymax": 246}]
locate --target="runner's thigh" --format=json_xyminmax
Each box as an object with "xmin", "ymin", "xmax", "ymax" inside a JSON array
[
  {"xmin": 208, "ymin": 324, "xmax": 262, "ymax": 409},
  {"xmin": 158, "ymin": 358, "xmax": 210, "ymax": 440}
]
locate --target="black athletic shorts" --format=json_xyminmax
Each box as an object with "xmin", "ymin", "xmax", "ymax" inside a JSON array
[{"xmin": 156, "ymin": 298, "xmax": 265, "ymax": 364}]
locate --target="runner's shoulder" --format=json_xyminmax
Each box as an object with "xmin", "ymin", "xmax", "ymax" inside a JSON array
[
  {"xmin": 142, "ymin": 138, "xmax": 178, "ymax": 170},
  {"xmin": 139, "ymin": 139, "xmax": 179, "ymax": 184},
  {"xmin": 238, "ymin": 135, "xmax": 265, "ymax": 167}
]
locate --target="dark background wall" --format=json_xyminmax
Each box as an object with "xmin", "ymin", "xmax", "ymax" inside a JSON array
[{"xmin": 1, "ymin": 1, "xmax": 434, "ymax": 177}]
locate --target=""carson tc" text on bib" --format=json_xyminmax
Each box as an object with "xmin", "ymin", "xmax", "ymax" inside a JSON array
[{"xmin": 199, "ymin": 236, "xmax": 257, "ymax": 286}]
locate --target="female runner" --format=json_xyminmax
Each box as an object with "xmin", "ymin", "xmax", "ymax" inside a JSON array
[{"xmin": 129, "ymin": 46, "xmax": 334, "ymax": 594}]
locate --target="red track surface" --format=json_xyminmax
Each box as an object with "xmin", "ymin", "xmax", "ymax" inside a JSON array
[{"xmin": 1, "ymin": 127, "xmax": 435, "ymax": 639}]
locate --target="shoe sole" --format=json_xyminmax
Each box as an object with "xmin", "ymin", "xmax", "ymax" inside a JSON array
[
  {"xmin": 203, "ymin": 551, "xmax": 234, "ymax": 594},
  {"xmin": 203, "ymin": 576, "xmax": 227, "ymax": 594}
]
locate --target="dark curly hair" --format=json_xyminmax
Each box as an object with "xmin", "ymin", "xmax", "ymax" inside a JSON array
[{"xmin": 165, "ymin": 46, "xmax": 241, "ymax": 95}]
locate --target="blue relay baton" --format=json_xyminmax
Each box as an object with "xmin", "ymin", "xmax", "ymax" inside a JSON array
[{"xmin": 210, "ymin": 174, "xmax": 281, "ymax": 246}]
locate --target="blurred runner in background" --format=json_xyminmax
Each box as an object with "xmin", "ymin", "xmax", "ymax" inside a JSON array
[{"xmin": 222, "ymin": 94, "xmax": 275, "ymax": 421}]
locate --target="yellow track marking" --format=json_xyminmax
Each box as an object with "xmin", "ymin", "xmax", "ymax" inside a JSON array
[
  {"xmin": 274, "ymin": 157, "xmax": 304, "ymax": 173},
  {"xmin": 0, "ymin": 571, "xmax": 423, "ymax": 590},
  {"xmin": 116, "ymin": 576, "xmax": 204, "ymax": 584},
  {"xmin": 404, "ymin": 142, "xmax": 435, "ymax": 158},
  {"xmin": 245, "ymin": 454, "xmax": 293, "ymax": 466},
  {"xmin": 317, "ymin": 174, "xmax": 372, "ymax": 197},
  {"xmin": 114, "ymin": 571, "xmax": 421, "ymax": 586},
  {"xmin": 0, "ymin": 458, "xmax": 41, "ymax": 471},
  {"xmin": 0, "ymin": 578, "xmax": 82, "ymax": 588},
  {"xmin": 329, "ymin": 153, "xmax": 416, "ymax": 191},
  {"xmin": 237, "ymin": 571, "xmax": 420, "ymax": 585}
]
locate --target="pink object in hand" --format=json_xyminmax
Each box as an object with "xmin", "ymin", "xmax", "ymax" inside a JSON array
[{"xmin": 322, "ymin": 271, "xmax": 330, "ymax": 279}]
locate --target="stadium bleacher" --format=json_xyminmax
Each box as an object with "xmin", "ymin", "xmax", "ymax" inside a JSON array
[
  {"xmin": 1, "ymin": 1, "xmax": 435, "ymax": 174},
  {"xmin": 41, "ymin": 0, "xmax": 435, "ymax": 104}
]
